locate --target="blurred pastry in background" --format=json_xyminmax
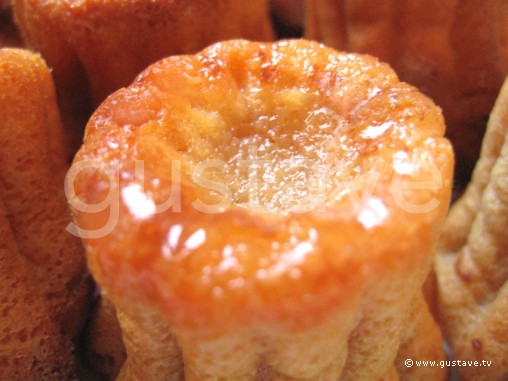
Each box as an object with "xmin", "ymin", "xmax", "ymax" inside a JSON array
[
  {"xmin": 436, "ymin": 77, "xmax": 508, "ymax": 381},
  {"xmin": 270, "ymin": 0, "xmax": 304, "ymax": 37},
  {"xmin": 13, "ymin": 0, "xmax": 275, "ymax": 156},
  {"xmin": 305, "ymin": 0, "xmax": 508, "ymax": 184},
  {"xmin": 0, "ymin": 48, "xmax": 93, "ymax": 379},
  {"xmin": 82, "ymin": 297, "xmax": 126, "ymax": 381},
  {"xmin": 0, "ymin": 0, "xmax": 22, "ymax": 47},
  {"xmin": 0, "ymin": 197, "xmax": 76, "ymax": 380}
]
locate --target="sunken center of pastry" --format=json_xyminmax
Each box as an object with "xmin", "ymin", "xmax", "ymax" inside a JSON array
[{"xmin": 193, "ymin": 89, "xmax": 349, "ymax": 213}]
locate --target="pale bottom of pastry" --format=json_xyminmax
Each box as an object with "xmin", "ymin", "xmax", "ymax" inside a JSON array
[{"xmin": 105, "ymin": 261, "xmax": 446, "ymax": 381}]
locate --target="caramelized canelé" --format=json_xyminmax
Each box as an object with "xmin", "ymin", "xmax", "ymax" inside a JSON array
[{"xmin": 70, "ymin": 39, "xmax": 453, "ymax": 380}]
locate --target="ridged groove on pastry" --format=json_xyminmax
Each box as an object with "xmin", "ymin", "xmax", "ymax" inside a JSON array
[
  {"xmin": 0, "ymin": 196, "xmax": 75, "ymax": 381},
  {"xmin": 437, "ymin": 77, "xmax": 508, "ymax": 381},
  {"xmin": 0, "ymin": 48, "xmax": 92, "ymax": 347}
]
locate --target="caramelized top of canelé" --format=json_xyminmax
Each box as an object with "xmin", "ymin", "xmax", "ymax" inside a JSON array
[{"xmin": 71, "ymin": 40, "xmax": 453, "ymax": 329}]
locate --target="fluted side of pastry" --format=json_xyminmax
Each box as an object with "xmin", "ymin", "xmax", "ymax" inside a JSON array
[
  {"xmin": 0, "ymin": 197, "xmax": 76, "ymax": 381},
  {"xmin": 436, "ymin": 77, "xmax": 508, "ymax": 381},
  {"xmin": 0, "ymin": 48, "xmax": 93, "ymax": 378}
]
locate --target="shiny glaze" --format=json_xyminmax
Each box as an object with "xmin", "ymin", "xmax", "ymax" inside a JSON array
[{"xmin": 72, "ymin": 39, "xmax": 454, "ymax": 329}]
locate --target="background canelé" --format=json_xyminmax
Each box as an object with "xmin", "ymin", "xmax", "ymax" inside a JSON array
[
  {"xmin": 304, "ymin": 0, "xmax": 508, "ymax": 183},
  {"xmin": 13, "ymin": 0, "xmax": 275, "ymax": 155},
  {"xmin": 70, "ymin": 39, "xmax": 453, "ymax": 381},
  {"xmin": 0, "ymin": 197, "xmax": 76, "ymax": 380},
  {"xmin": 0, "ymin": 48, "xmax": 93, "ymax": 379},
  {"xmin": 436, "ymin": 78, "xmax": 508, "ymax": 381}
]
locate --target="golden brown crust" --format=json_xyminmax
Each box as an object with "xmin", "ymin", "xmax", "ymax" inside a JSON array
[
  {"xmin": 379, "ymin": 366, "xmax": 400, "ymax": 381},
  {"xmin": 71, "ymin": 39, "xmax": 453, "ymax": 380},
  {"xmin": 395, "ymin": 292, "xmax": 448, "ymax": 381},
  {"xmin": 436, "ymin": 77, "xmax": 508, "ymax": 381},
  {"xmin": 116, "ymin": 308, "xmax": 183, "ymax": 381},
  {"xmin": 0, "ymin": 48, "xmax": 93, "ymax": 377},
  {"xmin": 0, "ymin": 197, "xmax": 76, "ymax": 381},
  {"xmin": 305, "ymin": 0, "xmax": 508, "ymax": 183}
]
